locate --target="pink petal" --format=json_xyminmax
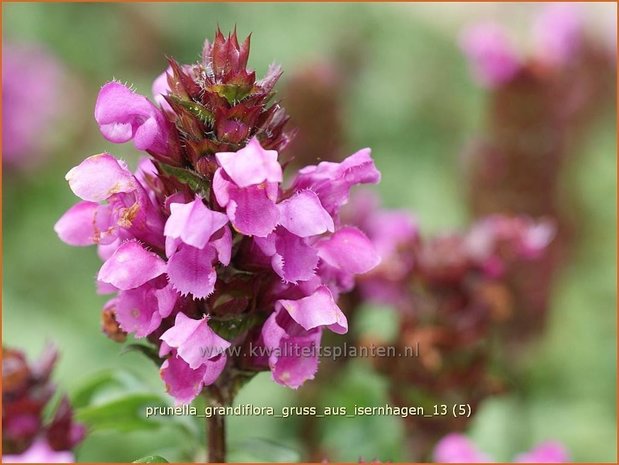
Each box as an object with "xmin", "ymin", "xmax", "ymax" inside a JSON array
[
  {"xmin": 160, "ymin": 356, "xmax": 206, "ymax": 405},
  {"xmin": 211, "ymin": 225, "xmax": 232, "ymax": 266},
  {"xmin": 54, "ymin": 201, "xmax": 100, "ymax": 246},
  {"xmin": 291, "ymin": 148, "xmax": 381, "ymax": 214},
  {"xmin": 164, "ymin": 197, "xmax": 229, "ymax": 249},
  {"xmin": 226, "ymin": 185, "xmax": 280, "ymax": 237},
  {"xmin": 152, "ymin": 67, "xmax": 172, "ymax": 110},
  {"xmin": 155, "ymin": 284, "xmax": 178, "ymax": 318},
  {"xmin": 212, "ymin": 168, "xmax": 232, "ymax": 207},
  {"xmin": 65, "ymin": 152, "xmax": 136, "ymax": 202},
  {"xmin": 114, "ymin": 286, "xmax": 162, "ymax": 337},
  {"xmin": 215, "ymin": 137, "xmax": 282, "ymax": 187},
  {"xmin": 276, "ymin": 286, "xmax": 347, "ymax": 334},
  {"xmin": 317, "ymin": 226, "xmax": 381, "ymax": 275},
  {"xmin": 160, "ymin": 313, "xmax": 230, "ymax": 369},
  {"xmin": 166, "ymin": 244, "xmax": 217, "ymax": 298},
  {"xmin": 95, "ymin": 81, "xmax": 168, "ymax": 154},
  {"xmin": 98, "ymin": 240, "xmax": 167, "ymax": 290},
  {"xmin": 261, "ymin": 312, "xmax": 322, "ymax": 389},
  {"xmin": 202, "ymin": 354, "xmax": 228, "ymax": 386},
  {"xmin": 256, "ymin": 229, "xmax": 318, "ymax": 283},
  {"xmin": 278, "ymin": 190, "xmax": 334, "ymax": 237}
]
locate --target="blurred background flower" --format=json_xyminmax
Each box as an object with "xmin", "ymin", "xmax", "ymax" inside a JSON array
[{"xmin": 2, "ymin": 2, "xmax": 616, "ymax": 462}]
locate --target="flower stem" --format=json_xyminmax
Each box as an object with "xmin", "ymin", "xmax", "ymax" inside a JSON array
[
  {"xmin": 205, "ymin": 385, "xmax": 230, "ymax": 463},
  {"xmin": 207, "ymin": 408, "xmax": 226, "ymax": 463}
]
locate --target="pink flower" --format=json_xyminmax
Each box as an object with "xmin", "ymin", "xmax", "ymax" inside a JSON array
[
  {"xmin": 290, "ymin": 147, "xmax": 381, "ymax": 215},
  {"xmin": 161, "ymin": 313, "xmax": 230, "ymax": 370},
  {"xmin": 260, "ymin": 286, "xmax": 347, "ymax": 388},
  {"xmin": 433, "ymin": 433, "xmax": 491, "ymax": 463},
  {"xmin": 460, "ymin": 23, "xmax": 521, "ymax": 88},
  {"xmin": 3, "ymin": 438, "xmax": 74, "ymax": 463},
  {"xmin": 465, "ymin": 215, "xmax": 555, "ymax": 277},
  {"xmin": 2, "ymin": 43, "xmax": 66, "ymax": 170},
  {"xmin": 434, "ymin": 434, "xmax": 569, "ymax": 463},
  {"xmin": 55, "ymin": 153, "xmax": 166, "ymax": 250},
  {"xmin": 534, "ymin": 3, "xmax": 582, "ymax": 67},
  {"xmin": 213, "ymin": 137, "xmax": 282, "ymax": 237}
]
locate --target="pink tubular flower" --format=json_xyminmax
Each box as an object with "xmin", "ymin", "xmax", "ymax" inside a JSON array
[
  {"xmin": 56, "ymin": 30, "xmax": 382, "ymax": 404},
  {"xmin": 434, "ymin": 434, "xmax": 569, "ymax": 463},
  {"xmin": 460, "ymin": 23, "xmax": 521, "ymax": 88},
  {"xmin": 213, "ymin": 137, "xmax": 282, "ymax": 237},
  {"xmin": 95, "ymin": 82, "xmax": 172, "ymax": 158},
  {"xmin": 161, "ymin": 313, "xmax": 230, "ymax": 370},
  {"xmin": 260, "ymin": 286, "xmax": 347, "ymax": 388}
]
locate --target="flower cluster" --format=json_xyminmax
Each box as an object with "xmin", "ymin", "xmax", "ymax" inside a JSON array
[
  {"xmin": 55, "ymin": 30, "xmax": 381, "ymax": 404},
  {"xmin": 342, "ymin": 192, "xmax": 554, "ymax": 460},
  {"xmin": 460, "ymin": 4, "xmax": 590, "ymax": 88},
  {"xmin": 461, "ymin": 3, "xmax": 614, "ymax": 346},
  {"xmin": 434, "ymin": 433, "xmax": 569, "ymax": 463},
  {"xmin": 3, "ymin": 346, "xmax": 85, "ymax": 463}
]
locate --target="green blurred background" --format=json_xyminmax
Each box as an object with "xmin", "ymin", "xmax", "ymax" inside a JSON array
[{"xmin": 2, "ymin": 2, "xmax": 616, "ymax": 462}]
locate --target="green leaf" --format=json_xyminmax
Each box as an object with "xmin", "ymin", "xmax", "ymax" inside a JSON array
[
  {"xmin": 133, "ymin": 455, "xmax": 169, "ymax": 463},
  {"xmin": 71, "ymin": 370, "xmax": 143, "ymax": 409},
  {"xmin": 158, "ymin": 163, "xmax": 210, "ymax": 195},
  {"xmin": 228, "ymin": 438, "xmax": 300, "ymax": 463},
  {"xmin": 122, "ymin": 343, "xmax": 161, "ymax": 367},
  {"xmin": 167, "ymin": 95, "xmax": 213, "ymax": 125},
  {"xmin": 211, "ymin": 83, "xmax": 252, "ymax": 105},
  {"xmin": 76, "ymin": 393, "xmax": 167, "ymax": 432}
]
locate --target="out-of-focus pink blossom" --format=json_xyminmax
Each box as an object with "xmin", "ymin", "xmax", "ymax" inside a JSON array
[
  {"xmin": 433, "ymin": 433, "xmax": 491, "ymax": 463},
  {"xmin": 3, "ymin": 438, "xmax": 74, "ymax": 463},
  {"xmin": 460, "ymin": 23, "xmax": 521, "ymax": 88},
  {"xmin": 3, "ymin": 347, "xmax": 84, "ymax": 463},
  {"xmin": 534, "ymin": 3, "xmax": 583, "ymax": 66},
  {"xmin": 434, "ymin": 433, "xmax": 569, "ymax": 463},
  {"xmin": 2, "ymin": 44, "xmax": 65, "ymax": 170}
]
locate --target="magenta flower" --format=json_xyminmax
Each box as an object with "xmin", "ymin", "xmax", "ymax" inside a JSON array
[
  {"xmin": 2, "ymin": 43, "xmax": 66, "ymax": 170},
  {"xmin": 459, "ymin": 23, "xmax": 521, "ymax": 88},
  {"xmin": 434, "ymin": 433, "xmax": 569, "ymax": 463},
  {"xmin": 213, "ymin": 137, "xmax": 282, "ymax": 237},
  {"xmin": 56, "ymin": 30, "xmax": 381, "ymax": 404},
  {"xmin": 3, "ymin": 347, "xmax": 84, "ymax": 463},
  {"xmin": 260, "ymin": 286, "xmax": 347, "ymax": 388},
  {"xmin": 95, "ymin": 81, "xmax": 172, "ymax": 158}
]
